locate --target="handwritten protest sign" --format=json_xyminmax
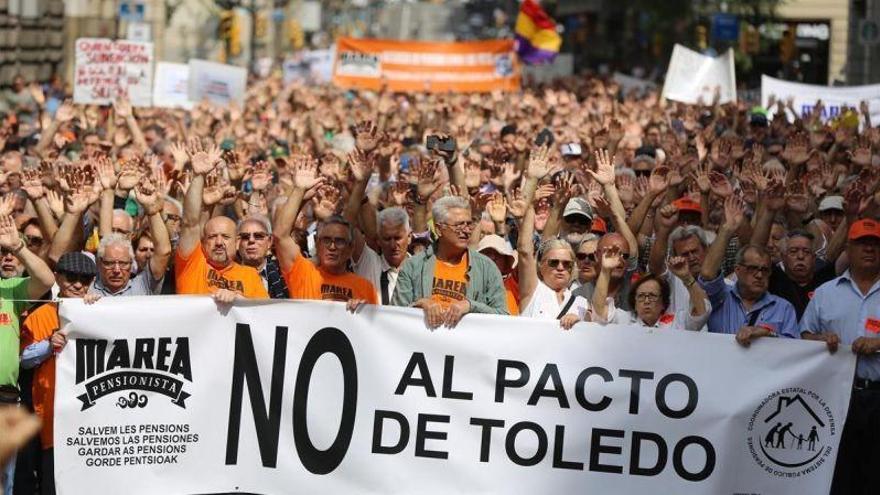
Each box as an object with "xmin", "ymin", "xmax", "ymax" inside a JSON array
[{"xmin": 73, "ymin": 38, "xmax": 154, "ymax": 107}]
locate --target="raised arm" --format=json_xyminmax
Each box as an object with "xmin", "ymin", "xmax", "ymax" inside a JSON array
[
  {"xmin": 113, "ymin": 97, "xmax": 148, "ymax": 154},
  {"xmin": 592, "ymin": 246, "xmax": 622, "ymax": 322},
  {"xmin": 517, "ymin": 145, "xmax": 552, "ymax": 306},
  {"xmin": 588, "ymin": 149, "xmax": 638, "ymax": 258},
  {"xmin": 0, "ymin": 215, "xmax": 54, "ymax": 299},
  {"xmin": 179, "ymin": 140, "xmax": 222, "ymax": 256},
  {"xmin": 134, "ymin": 171, "xmax": 172, "ymax": 281},
  {"xmin": 48, "ymin": 187, "xmax": 91, "ymax": 265},
  {"xmin": 701, "ymin": 196, "xmax": 745, "ymax": 280},
  {"xmin": 648, "ymin": 204, "xmax": 679, "ymax": 275},
  {"xmin": 34, "ymin": 100, "xmax": 75, "ymax": 157},
  {"xmin": 273, "ymin": 157, "xmax": 323, "ymax": 272}
]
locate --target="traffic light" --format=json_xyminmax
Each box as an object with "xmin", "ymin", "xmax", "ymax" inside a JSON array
[
  {"xmin": 739, "ymin": 24, "xmax": 760, "ymax": 54},
  {"xmin": 696, "ymin": 25, "xmax": 708, "ymax": 51},
  {"xmin": 218, "ymin": 10, "xmax": 241, "ymax": 59},
  {"xmin": 289, "ymin": 19, "xmax": 304, "ymax": 50}
]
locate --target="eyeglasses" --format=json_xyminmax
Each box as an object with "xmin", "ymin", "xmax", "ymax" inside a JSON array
[
  {"xmin": 635, "ymin": 293, "xmax": 661, "ymax": 303},
  {"xmin": 164, "ymin": 214, "xmax": 181, "ymax": 223},
  {"xmin": 545, "ymin": 259, "xmax": 574, "ymax": 270},
  {"xmin": 318, "ymin": 236, "xmax": 351, "ymax": 248},
  {"xmin": 565, "ymin": 216, "xmax": 591, "ymax": 227},
  {"xmin": 439, "ymin": 221, "xmax": 475, "ymax": 233},
  {"xmin": 576, "ymin": 252, "xmax": 596, "ymax": 263},
  {"xmin": 100, "ymin": 260, "xmax": 132, "ymax": 270},
  {"xmin": 738, "ymin": 263, "xmax": 770, "ymax": 276},
  {"xmin": 238, "ymin": 232, "xmax": 269, "ymax": 242},
  {"xmin": 24, "ymin": 235, "xmax": 44, "ymax": 248}
]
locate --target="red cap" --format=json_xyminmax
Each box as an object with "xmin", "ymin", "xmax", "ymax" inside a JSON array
[
  {"xmin": 849, "ymin": 219, "xmax": 880, "ymax": 241},
  {"xmin": 591, "ymin": 217, "xmax": 607, "ymax": 234},
  {"xmin": 672, "ymin": 197, "xmax": 703, "ymax": 214}
]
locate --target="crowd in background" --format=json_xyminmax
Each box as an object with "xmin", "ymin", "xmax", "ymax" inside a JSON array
[{"xmin": 0, "ymin": 72, "xmax": 877, "ymax": 495}]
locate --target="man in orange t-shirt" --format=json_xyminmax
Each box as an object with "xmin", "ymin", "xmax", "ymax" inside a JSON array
[
  {"xmin": 19, "ymin": 252, "xmax": 96, "ymax": 493},
  {"xmin": 174, "ymin": 143, "xmax": 268, "ymax": 301},
  {"xmin": 273, "ymin": 160, "xmax": 376, "ymax": 310}
]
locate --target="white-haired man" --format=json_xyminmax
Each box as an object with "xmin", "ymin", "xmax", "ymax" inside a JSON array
[{"xmin": 352, "ymin": 207, "xmax": 411, "ymax": 305}]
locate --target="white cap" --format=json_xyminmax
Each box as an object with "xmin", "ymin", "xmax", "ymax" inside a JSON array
[
  {"xmin": 478, "ymin": 234, "xmax": 518, "ymax": 268},
  {"xmin": 818, "ymin": 195, "xmax": 844, "ymax": 212}
]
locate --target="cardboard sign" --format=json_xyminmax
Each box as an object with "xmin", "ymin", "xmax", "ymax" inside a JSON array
[{"xmin": 73, "ymin": 38, "xmax": 154, "ymax": 107}]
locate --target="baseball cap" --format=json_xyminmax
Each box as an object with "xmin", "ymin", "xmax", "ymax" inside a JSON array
[
  {"xmin": 563, "ymin": 197, "xmax": 593, "ymax": 221},
  {"xmin": 477, "ymin": 234, "xmax": 518, "ymax": 268},
  {"xmin": 749, "ymin": 113, "xmax": 769, "ymax": 127},
  {"xmin": 848, "ymin": 219, "xmax": 880, "ymax": 241},
  {"xmin": 56, "ymin": 252, "xmax": 97, "ymax": 278},
  {"xmin": 818, "ymin": 195, "xmax": 844, "ymax": 213},
  {"xmin": 672, "ymin": 197, "xmax": 703, "ymax": 214}
]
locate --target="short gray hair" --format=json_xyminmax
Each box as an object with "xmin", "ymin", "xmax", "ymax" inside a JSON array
[
  {"xmin": 432, "ymin": 196, "xmax": 470, "ymax": 225},
  {"xmin": 164, "ymin": 196, "xmax": 182, "ymax": 215},
  {"xmin": 668, "ymin": 225, "xmax": 709, "ymax": 249},
  {"xmin": 576, "ymin": 233, "xmax": 600, "ymax": 251},
  {"xmin": 538, "ymin": 238, "xmax": 575, "ymax": 263},
  {"xmin": 377, "ymin": 207, "xmax": 410, "ymax": 232},
  {"xmin": 238, "ymin": 214, "xmax": 272, "ymax": 235},
  {"xmin": 97, "ymin": 233, "xmax": 135, "ymax": 261},
  {"xmin": 735, "ymin": 245, "xmax": 770, "ymax": 266}
]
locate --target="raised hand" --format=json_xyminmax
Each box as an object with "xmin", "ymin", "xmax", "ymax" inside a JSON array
[
  {"xmin": 507, "ymin": 188, "xmax": 527, "ymax": 219},
  {"xmin": 116, "ymin": 160, "xmax": 141, "ymax": 191},
  {"xmin": 168, "ymin": 141, "xmax": 189, "ymax": 170},
  {"xmin": 389, "ymin": 181, "xmax": 411, "ymax": 207},
  {"xmin": 589, "ymin": 149, "xmax": 616, "ymax": 186},
  {"xmin": 784, "ymin": 181, "xmax": 810, "ymax": 214},
  {"xmin": 291, "ymin": 155, "xmax": 323, "ymax": 190},
  {"xmin": 764, "ymin": 180, "xmax": 786, "ymax": 211},
  {"xmin": 781, "ymin": 134, "xmax": 810, "ymax": 166},
  {"xmin": 21, "ymin": 169, "xmax": 44, "ymax": 200},
  {"xmin": 414, "ymin": 158, "xmax": 442, "ymax": 201},
  {"xmin": 113, "ymin": 97, "xmax": 133, "ymax": 119},
  {"xmin": 189, "ymin": 140, "xmax": 220, "ymax": 176},
  {"xmin": 354, "ymin": 120, "xmax": 381, "ymax": 152},
  {"xmin": 657, "ymin": 203, "xmax": 679, "ymax": 229},
  {"xmin": 0, "ymin": 215, "xmax": 21, "ymax": 252},
  {"xmin": 64, "ymin": 189, "xmax": 91, "ymax": 215},
  {"xmin": 722, "ymin": 195, "xmax": 746, "ymax": 230},
  {"xmin": 709, "ymin": 172, "xmax": 733, "ymax": 198},
  {"xmin": 527, "ymin": 145, "xmax": 552, "ymax": 180},
  {"xmin": 313, "ymin": 184, "xmax": 342, "ymax": 220},
  {"xmin": 464, "ymin": 158, "xmax": 481, "ymax": 188},
  {"xmin": 485, "ymin": 192, "xmax": 508, "ymax": 223},
  {"xmin": 599, "ymin": 245, "xmax": 622, "ymax": 272},
  {"xmin": 134, "ymin": 173, "xmax": 164, "ymax": 215},
  {"xmin": 55, "ymin": 100, "xmax": 75, "ymax": 122},
  {"xmin": 250, "ymin": 160, "xmax": 272, "ymax": 191},
  {"xmin": 667, "ymin": 256, "xmax": 690, "ymax": 279},
  {"xmin": 709, "ymin": 138, "xmax": 732, "ymax": 169},
  {"xmin": 648, "ymin": 166, "xmax": 670, "ymax": 194},
  {"xmin": 202, "ymin": 171, "xmax": 227, "ymax": 206},
  {"xmin": 95, "ymin": 156, "xmax": 118, "ymax": 191},
  {"xmin": 848, "ymin": 135, "xmax": 873, "ymax": 167}
]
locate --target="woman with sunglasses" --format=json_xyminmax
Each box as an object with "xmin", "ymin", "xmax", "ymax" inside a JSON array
[
  {"xmin": 592, "ymin": 248, "xmax": 710, "ymax": 330},
  {"xmin": 571, "ymin": 234, "xmax": 600, "ymax": 290},
  {"xmin": 517, "ymin": 152, "xmax": 590, "ymax": 321}
]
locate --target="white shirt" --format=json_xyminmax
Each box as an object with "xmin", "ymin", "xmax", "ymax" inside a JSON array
[
  {"xmin": 597, "ymin": 296, "xmax": 712, "ymax": 331},
  {"xmin": 522, "ymin": 281, "xmax": 587, "ymax": 319},
  {"xmin": 353, "ymin": 245, "xmax": 405, "ymax": 304}
]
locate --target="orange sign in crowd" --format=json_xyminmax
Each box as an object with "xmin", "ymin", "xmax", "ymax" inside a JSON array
[{"xmin": 332, "ymin": 37, "xmax": 521, "ymax": 93}]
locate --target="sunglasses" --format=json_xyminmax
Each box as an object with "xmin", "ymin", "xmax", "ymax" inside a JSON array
[
  {"xmin": 576, "ymin": 252, "xmax": 597, "ymax": 263},
  {"xmin": 24, "ymin": 235, "xmax": 44, "ymax": 248},
  {"xmin": 238, "ymin": 232, "xmax": 269, "ymax": 241},
  {"xmin": 545, "ymin": 259, "xmax": 573, "ymax": 270},
  {"xmin": 61, "ymin": 272, "xmax": 95, "ymax": 285}
]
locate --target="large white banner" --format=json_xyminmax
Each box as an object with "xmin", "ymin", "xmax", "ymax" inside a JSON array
[
  {"xmin": 187, "ymin": 59, "xmax": 247, "ymax": 107},
  {"xmin": 153, "ymin": 62, "xmax": 193, "ymax": 110},
  {"xmin": 55, "ymin": 298, "xmax": 855, "ymax": 494},
  {"xmin": 662, "ymin": 44, "xmax": 736, "ymax": 104},
  {"xmin": 73, "ymin": 38, "xmax": 154, "ymax": 107},
  {"xmin": 761, "ymin": 74, "xmax": 880, "ymax": 124}
]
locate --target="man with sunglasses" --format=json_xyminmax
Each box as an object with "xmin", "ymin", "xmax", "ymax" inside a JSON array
[
  {"xmin": 236, "ymin": 216, "xmax": 288, "ymax": 299},
  {"xmin": 698, "ymin": 197, "xmax": 798, "ymax": 342}
]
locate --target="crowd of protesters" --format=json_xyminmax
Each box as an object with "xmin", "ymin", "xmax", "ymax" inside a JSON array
[{"xmin": 0, "ymin": 72, "xmax": 877, "ymax": 495}]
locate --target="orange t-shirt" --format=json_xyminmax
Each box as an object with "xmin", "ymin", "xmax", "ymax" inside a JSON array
[
  {"xmin": 284, "ymin": 255, "xmax": 378, "ymax": 304},
  {"xmin": 431, "ymin": 252, "xmax": 469, "ymax": 309},
  {"xmin": 175, "ymin": 245, "xmax": 268, "ymax": 298},
  {"xmin": 504, "ymin": 275, "xmax": 520, "ymax": 316},
  {"xmin": 20, "ymin": 303, "xmax": 58, "ymax": 449}
]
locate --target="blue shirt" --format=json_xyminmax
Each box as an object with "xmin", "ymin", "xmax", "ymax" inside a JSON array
[
  {"xmin": 698, "ymin": 275, "xmax": 800, "ymax": 338},
  {"xmin": 799, "ymin": 271, "xmax": 880, "ymax": 381}
]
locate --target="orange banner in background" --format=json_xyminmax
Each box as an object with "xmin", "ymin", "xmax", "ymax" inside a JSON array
[{"xmin": 332, "ymin": 37, "xmax": 520, "ymax": 93}]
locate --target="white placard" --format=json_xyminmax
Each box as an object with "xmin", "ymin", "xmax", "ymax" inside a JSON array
[
  {"xmin": 152, "ymin": 62, "xmax": 192, "ymax": 110},
  {"xmin": 187, "ymin": 59, "xmax": 247, "ymax": 107},
  {"xmin": 73, "ymin": 38, "xmax": 154, "ymax": 107},
  {"xmin": 662, "ymin": 44, "xmax": 736, "ymax": 104},
  {"xmin": 55, "ymin": 298, "xmax": 854, "ymax": 495},
  {"xmin": 761, "ymin": 74, "xmax": 880, "ymax": 124}
]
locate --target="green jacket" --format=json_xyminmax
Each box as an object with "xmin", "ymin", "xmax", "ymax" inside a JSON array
[{"xmin": 391, "ymin": 247, "xmax": 509, "ymax": 315}]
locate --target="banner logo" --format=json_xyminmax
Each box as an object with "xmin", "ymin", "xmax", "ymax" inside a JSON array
[
  {"xmin": 74, "ymin": 338, "xmax": 193, "ymax": 411},
  {"xmin": 747, "ymin": 388, "xmax": 836, "ymax": 477}
]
